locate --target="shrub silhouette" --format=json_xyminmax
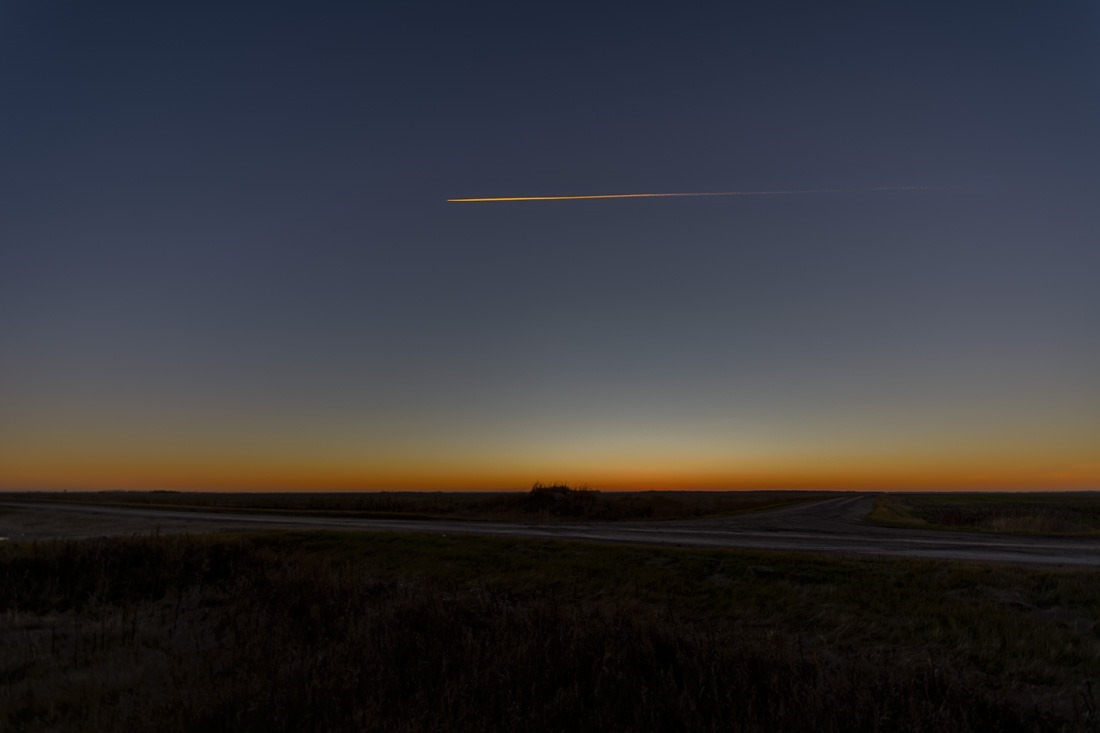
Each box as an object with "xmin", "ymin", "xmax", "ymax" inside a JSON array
[{"xmin": 522, "ymin": 483, "xmax": 600, "ymax": 517}]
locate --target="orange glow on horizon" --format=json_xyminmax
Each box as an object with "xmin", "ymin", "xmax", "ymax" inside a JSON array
[
  {"xmin": 3, "ymin": 461, "xmax": 1097, "ymax": 493},
  {"xmin": 3, "ymin": 419, "xmax": 1096, "ymax": 493}
]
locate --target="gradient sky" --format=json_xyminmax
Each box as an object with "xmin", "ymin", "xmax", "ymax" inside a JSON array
[{"xmin": 2, "ymin": 2, "xmax": 1098, "ymax": 491}]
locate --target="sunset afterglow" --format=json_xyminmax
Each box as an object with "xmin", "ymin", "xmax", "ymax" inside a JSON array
[{"xmin": 2, "ymin": 4, "xmax": 1096, "ymax": 493}]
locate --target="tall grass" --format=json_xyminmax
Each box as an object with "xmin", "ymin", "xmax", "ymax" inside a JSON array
[
  {"xmin": 2, "ymin": 530, "xmax": 1100, "ymax": 730},
  {"xmin": 1, "ymin": 533, "xmax": 1097, "ymax": 731}
]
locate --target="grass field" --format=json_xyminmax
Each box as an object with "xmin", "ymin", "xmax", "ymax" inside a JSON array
[
  {"xmin": 0, "ymin": 486, "xmax": 834, "ymax": 521},
  {"xmin": 870, "ymin": 493, "xmax": 1100, "ymax": 536},
  {"xmin": 2, "ymin": 531, "xmax": 1098, "ymax": 731}
]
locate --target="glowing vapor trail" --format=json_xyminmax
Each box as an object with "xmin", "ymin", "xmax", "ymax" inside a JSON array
[{"xmin": 447, "ymin": 186, "xmax": 933, "ymax": 203}]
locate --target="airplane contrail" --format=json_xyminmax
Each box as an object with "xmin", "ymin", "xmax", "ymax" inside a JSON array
[{"xmin": 447, "ymin": 186, "xmax": 934, "ymax": 203}]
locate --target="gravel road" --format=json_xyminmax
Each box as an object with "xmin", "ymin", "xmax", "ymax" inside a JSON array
[{"xmin": 3, "ymin": 496, "xmax": 1099, "ymax": 566}]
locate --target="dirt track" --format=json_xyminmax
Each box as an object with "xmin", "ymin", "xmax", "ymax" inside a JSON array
[{"xmin": 3, "ymin": 496, "xmax": 1100, "ymax": 566}]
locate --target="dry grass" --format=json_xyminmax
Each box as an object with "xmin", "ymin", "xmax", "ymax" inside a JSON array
[
  {"xmin": 2, "ymin": 532, "xmax": 1099, "ymax": 731},
  {"xmin": 871, "ymin": 493, "xmax": 1100, "ymax": 536}
]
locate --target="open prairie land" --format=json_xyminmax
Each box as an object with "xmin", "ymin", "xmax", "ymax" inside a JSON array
[
  {"xmin": 4, "ymin": 493, "xmax": 1100, "ymax": 565},
  {"xmin": 2, "ymin": 530, "xmax": 1099, "ymax": 732},
  {"xmin": 872, "ymin": 493, "xmax": 1100, "ymax": 536},
  {"xmin": 0, "ymin": 488, "xmax": 829, "ymax": 521}
]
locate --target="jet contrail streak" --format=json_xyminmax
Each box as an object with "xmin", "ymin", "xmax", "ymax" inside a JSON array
[{"xmin": 447, "ymin": 186, "xmax": 933, "ymax": 203}]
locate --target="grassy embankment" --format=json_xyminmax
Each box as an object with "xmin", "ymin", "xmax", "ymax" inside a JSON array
[
  {"xmin": 870, "ymin": 493, "xmax": 1100, "ymax": 536},
  {"xmin": 2, "ymin": 531, "xmax": 1098, "ymax": 731},
  {"xmin": 0, "ymin": 486, "xmax": 834, "ymax": 522}
]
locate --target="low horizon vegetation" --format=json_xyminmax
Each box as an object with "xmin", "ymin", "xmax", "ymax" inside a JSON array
[
  {"xmin": 871, "ymin": 493, "xmax": 1100, "ymax": 536},
  {"xmin": 1, "ymin": 530, "xmax": 1098, "ymax": 731},
  {"xmin": 0, "ymin": 485, "xmax": 836, "ymax": 521}
]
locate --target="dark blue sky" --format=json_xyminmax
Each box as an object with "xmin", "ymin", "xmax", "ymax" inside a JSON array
[{"xmin": 2, "ymin": 2, "xmax": 1098, "ymax": 490}]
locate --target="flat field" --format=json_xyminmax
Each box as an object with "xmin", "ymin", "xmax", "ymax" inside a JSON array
[
  {"xmin": 5, "ymin": 494, "xmax": 1100, "ymax": 566},
  {"xmin": 2, "ymin": 530, "xmax": 1098, "ymax": 732},
  {"xmin": 872, "ymin": 493, "xmax": 1100, "ymax": 536},
  {"xmin": 0, "ymin": 488, "xmax": 831, "ymax": 521}
]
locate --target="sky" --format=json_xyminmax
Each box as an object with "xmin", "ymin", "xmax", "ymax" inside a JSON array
[{"xmin": 1, "ymin": 1, "xmax": 1098, "ymax": 491}]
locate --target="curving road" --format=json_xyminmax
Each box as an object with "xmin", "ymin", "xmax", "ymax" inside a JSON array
[{"xmin": 3, "ymin": 496, "xmax": 1100, "ymax": 566}]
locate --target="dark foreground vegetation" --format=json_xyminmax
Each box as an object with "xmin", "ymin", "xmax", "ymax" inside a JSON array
[
  {"xmin": 873, "ymin": 493, "xmax": 1100, "ymax": 536},
  {"xmin": 1, "ymin": 486, "xmax": 832, "ymax": 521},
  {"xmin": 2, "ymin": 532, "xmax": 1098, "ymax": 731}
]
